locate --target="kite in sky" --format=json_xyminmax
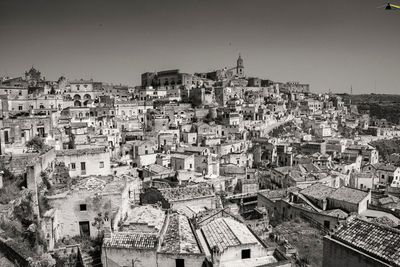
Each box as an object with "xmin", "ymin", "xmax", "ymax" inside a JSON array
[{"xmin": 379, "ymin": 2, "xmax": 400, "ymax": 10}]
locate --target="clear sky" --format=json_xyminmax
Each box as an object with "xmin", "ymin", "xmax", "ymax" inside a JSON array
[{"xmin": 0, "ymin": 0, "xmax": 399, "ymax": 93}]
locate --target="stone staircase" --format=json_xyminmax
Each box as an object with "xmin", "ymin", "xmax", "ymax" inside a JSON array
[{"xmin": 81, "ymin": 250, "xmax": 102, "ymax": 267}]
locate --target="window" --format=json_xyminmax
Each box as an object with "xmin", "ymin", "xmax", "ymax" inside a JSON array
[
  {"xmin": 175, "ymin": 259, "xmax": 185, "ymax": 267},
  {"xmin": 80, "ymin": 204, "xmax": 87, "ymax": 211},
  {"xmin": 18, "ymin": 105, "xmax": 23, "ymax": 111},
  {"xmin": 190, "ymin": 164, "xmax": 193, "ymax": 169},
  {"xmin": 99, "ymin": 161, "xmax": 104, "ymax": 168},
  {"xmin": 4, "ymin": 131, "xmax": 9, "ymax": 144},
  {"xmin": 70, "ymin": 163, "xmax": 76, "ymax": 170},
  {"xmin": 81, "ymin": 162, "xmax": 86, "ymax": 171},
  {"xmin": 241, "ymin": 249, "xmax": 251, "ymax": 259}
]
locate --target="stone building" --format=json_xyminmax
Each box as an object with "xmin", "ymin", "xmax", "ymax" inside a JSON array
[
  {"xmin": 46, "ymin": 176, "xmax": 130, "ymax": 240},
  {"xmin": 56, "ymin": 147, "xmax": 111, "ymax": 177},
  {"xmin": 141, "ymin": 183, "xmax": 216, "ymax": 211},
  {"xmin": 170, "ymin": 153, "xmax": 195, "ymax": 171},
  {"xmin": 197, "ymin": 216, "xmax": 290, "ymax": 267},
  {"xmin": 67, "ymin": 79, "xmax": 102, "ymax": 107},
  {"xmin": 0, "ymin": 115, "xmax": 53, "ymax": 154},
  {"xmin": 102, "ymin": 212, "xmax": 205, "ymax": 267}
]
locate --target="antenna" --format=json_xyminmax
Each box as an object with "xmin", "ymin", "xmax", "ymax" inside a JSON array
[{"xmin": 350, "ymin": 85, "xmax": 353, "ymax": 95}]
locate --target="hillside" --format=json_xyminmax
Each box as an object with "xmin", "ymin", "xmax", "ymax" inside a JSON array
[{"xmin": 339, "ymin": 94, "xmax": 400, "ymax": 124}]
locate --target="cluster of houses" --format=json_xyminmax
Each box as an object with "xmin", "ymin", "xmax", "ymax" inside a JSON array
[{"xmin": 1, "ymin": 56, "xmax": 400, "ymax": 266}]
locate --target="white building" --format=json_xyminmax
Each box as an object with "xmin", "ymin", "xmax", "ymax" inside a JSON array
[{"xmin": 56, "ymin": 147, "xmax": 111, "ymax": 177}]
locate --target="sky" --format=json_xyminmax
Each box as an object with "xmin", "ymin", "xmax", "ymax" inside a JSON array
[{"xmin": 0, "ymin": 0, "xmax": 399, "ymax": 94}]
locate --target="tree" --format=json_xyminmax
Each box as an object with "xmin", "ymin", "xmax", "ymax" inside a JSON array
[
  {"xmin": 49, "ymin": 87, "xmax": 56, "ymax": 95},
  {"xmin": 26, "ymin": 136, "xmax": 45, "ymax": 152},
  {"xmin": 234, "ymin": 179, "xmax": 242, "ymax": 194},
  {"xmin": 0, "ymin": 168, "xmax": 23, "ymax": 204},
  {"xmin": 92, "ymin": 212, "xmax": 109, "ymax": 239},
  {"xmin": 13, "ymin": 189, "xmax": 35, "ymax": 224},
  {"xmin": 29, "ymin": 253, "xmax": 56, "ymax": 267}
]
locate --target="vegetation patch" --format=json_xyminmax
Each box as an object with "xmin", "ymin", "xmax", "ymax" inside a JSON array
[{"xmin": 273, "ymin": 218, "xmax": 324, "ymax": 267}]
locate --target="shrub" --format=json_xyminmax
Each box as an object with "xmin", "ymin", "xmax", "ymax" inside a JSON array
[{"xmin": 26, "ymin": 136, "xmax": 45, "ymax": 152}]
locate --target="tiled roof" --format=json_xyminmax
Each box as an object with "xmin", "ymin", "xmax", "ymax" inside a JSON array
[
  {"xmin": 332, "ymin": 218, "xmax": 400, "ymax": 266},
  {"xmin": 328, "ymin": 186, "xmax": 369, "ymax": 204},
  {"xmin": 159, "ymin": 213, "xmax": 201, "ymax": 254},
  {"xmin": 259, "ymin": 187, "xmax": 299, "ymax": 200},
  {"xmin": 147, "ymin": 164, "xmax": 173, "ymax": 175},
  {"xmin": 322, "ymin": 209, "xmax": 348, "ymax": 219},
  {"xmin": 103, "ymin": 232, "xmax": 158, "ymax": 249},
  {"xmin": 298, "ymin": 163, "xmax": 321, "ymax": 173},
  {"xmin": 289, "ymin": 171, "xmax": 316, "ymax": 182},
  {"xmin": 170, "ymin": 153, "xmax": 193, "ymax": 159},
  {"xmin": 379, "ymin": 195, "xmax": 400, "ymax": 205},
  {"xmin": 352, "ymin": 172, "xmax": 376, "ymax": 178},
  {"xmin": 56, "ymin": 147, "xmax": 107, "ymax": 156},
  {"xmin": 300, "ymin": 183, "xmax": 336, "ymax": 200},
  {"xmin": 372, "ymin": 163, "xmax": 398, "ymax": 172},
  {"xmin": 200, "ymin": 217, "xmax": 259, "ymax": 253},
  {"xmin": 160, "ymin": 184, "xmax": 214, "ymax": 202},
  {"xmin": 122, "ymin": 205, "xmax": 166, "ymax": 233},
  {"xmin": 183, "ymin": 146, "xmax": 208, "ymax": 153},
  {"xmin": 273, "ymin": 166, "xmax": 293, "ymax": 175}
]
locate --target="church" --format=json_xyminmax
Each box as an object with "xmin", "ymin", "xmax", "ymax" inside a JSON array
[{"xmin": 194, "ymin": 54, "xmax": 246, "ymax": 82}]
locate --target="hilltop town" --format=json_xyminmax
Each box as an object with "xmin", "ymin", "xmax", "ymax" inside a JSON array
[{"xmin": 1, "ymin": 55, "xmax": 400, "ymax": 267}]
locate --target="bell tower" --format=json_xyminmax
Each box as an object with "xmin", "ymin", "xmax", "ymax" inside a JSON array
[{"xmin": 236, "ymin": 53, "xmax": 244, "ymax": 77}]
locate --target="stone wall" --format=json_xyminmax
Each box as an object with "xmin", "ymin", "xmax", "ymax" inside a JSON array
[
  {"xmin": 0, "ymin": 236, "xmax": 29, "ymax": 267},
  {"xmin": 102, "ymin": 247, "xmax": 157, "ymax": 267},
  {"xmin": 157, "ymin": 253, "xmax": 205, "ymax": 267}
]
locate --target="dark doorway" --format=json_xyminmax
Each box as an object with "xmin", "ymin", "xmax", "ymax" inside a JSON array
[
  {"xmin": 4, "ymin": 130, "xmax": 9, "ymax": 144},
  {"xmin": 79, "ymin": 221, "xmax": 90, "ymax": 237},
  {"xmin": 81, "ymin": 162, "xmax": 86, "ymax": 175},
  {"xmin": 37, "ymin": 127, "xmax": 45, "ymax": 137},
  {"xmin": 176, "ymin": 259, "xmax": 185, "ymax": 267}
]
